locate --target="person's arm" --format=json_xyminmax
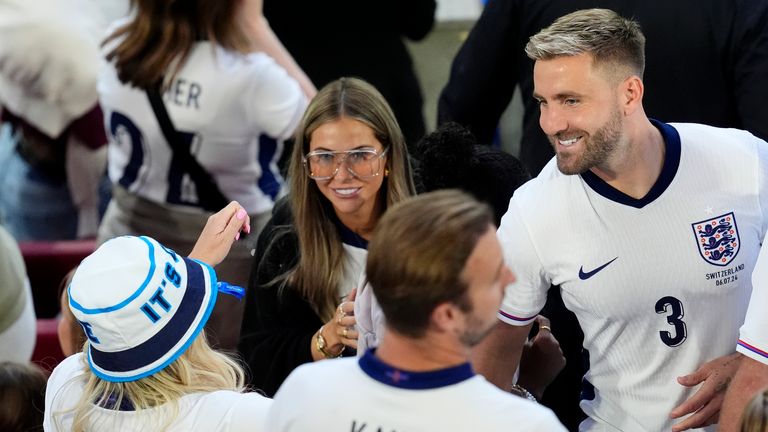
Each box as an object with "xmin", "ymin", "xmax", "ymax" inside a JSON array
[
  {"xmin": 478, "ymin": 196, "xmax": 550, "ymax": 391},
  {"xmin": 437, "ymin": 0, "xmax": 520, "ymax": 145},
  {"xmin": 516, "ymin": 315, "xmax": 566, "ymax": 400},
  {"xmin": 719, "ymin": 357, "xmax": 768, "ymax": 431},
  {"xmin": 473, "ymin": 321, "xmax": 531, "ymax": 391},
  {"xmin": 189, "ymin": 201, "xmax": 251, "ymax": 265},
  {"xmin": 669, "ymin": 352, "xmax": 743, "ymax": 431},
  {"xmin": 241, "ymin": 0, "xmax": 316, "ymax": 98},
  {"xmin": 719, "ymin": 231, "xmax": 768, "ymax": 430}
]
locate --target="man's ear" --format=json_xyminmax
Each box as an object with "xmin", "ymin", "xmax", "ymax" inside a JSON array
[
  {"xmin": 620, "ymin": 75, "xmax": 644, "ymax": 116},
  {"xmin": 430, "ymin": 302, "xmax": 463, "ymax": 335}
]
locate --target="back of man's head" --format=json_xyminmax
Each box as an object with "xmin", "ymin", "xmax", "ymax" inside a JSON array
[
  {"xmin": 526, "ymin": 8, "xmax": 646, "ymax": 82},
  {"xmin": 366, "ymin": 190, "xmax": 493, "ymax": 339}
]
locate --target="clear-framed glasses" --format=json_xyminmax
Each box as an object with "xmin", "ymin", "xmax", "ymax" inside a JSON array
[{"xmin": 303, "ymin": 147, "xmax": 388, "ymax": 180}]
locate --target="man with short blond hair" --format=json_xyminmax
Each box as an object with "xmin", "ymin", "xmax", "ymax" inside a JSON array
[{"xmin": 475, "ymin": 8, "xmax": 768, "ymax": 432}]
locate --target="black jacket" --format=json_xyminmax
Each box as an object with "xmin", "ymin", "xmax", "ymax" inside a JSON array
[{"xmin": 237, "ymin": 201, "xmax": 353, "ymax": 396}]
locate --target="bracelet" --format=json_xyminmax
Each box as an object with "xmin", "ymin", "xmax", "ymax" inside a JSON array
[
  {"xmin": 510, "ymin": 384, "xmax": 537, "ymax": 403},
  {"xmin": 315, "ymin": 326, "xmax": 344, "ymax": 359}
]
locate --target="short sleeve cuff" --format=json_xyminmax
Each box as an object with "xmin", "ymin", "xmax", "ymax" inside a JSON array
[
  {"xmin": 497, "ymin": 309, "xmax": 538, "ymax": 326},
  {"xmin": 737, "ymin": 338, "xmax": 768, "ymax": 365}
]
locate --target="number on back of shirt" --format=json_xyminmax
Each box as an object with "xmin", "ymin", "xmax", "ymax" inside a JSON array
[{"xmin": 109, "ymin": 111, "xmax": 202, "ymax": 207}]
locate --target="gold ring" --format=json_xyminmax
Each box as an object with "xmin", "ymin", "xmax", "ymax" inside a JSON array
[
  {"xmin": 343, "ymin": 327, "xmax": 349, "ymax": 339},
  {"xmin": 539, "ymin": 325, "xmax": 552, "ymax": 332}
]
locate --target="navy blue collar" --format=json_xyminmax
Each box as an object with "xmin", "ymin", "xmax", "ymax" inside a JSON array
[
  {"xmin": 331, "ymin": 214, "xmax": 368, "ymax": 249},
  {"xmin": 581, "ymin": 119, "xmax": 681, "ymax": 209},
  {"xmin": 358, "ymin": 349, "xmax": 474, "ymax": 390},
  {"xmin": 98, "ymin": 392, "xmax": 135, "ymax": 411}
]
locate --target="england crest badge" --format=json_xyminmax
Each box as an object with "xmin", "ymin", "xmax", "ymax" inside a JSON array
[{"xmin": 691, "ymin": 212, "xmax": 740, "ymax": 266}]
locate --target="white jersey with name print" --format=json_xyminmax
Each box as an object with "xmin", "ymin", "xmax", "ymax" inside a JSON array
[
  {"xmin": 44, "ymin": 353, "xmax": 271, "ymax": 432},
  {"xmin": 498, "ymin": 121, "xmax": 768, "ymax": 432},
  {"xmin": 98, "ymin": 23, "xmax": 306, "ymax": 214},
  {"xmin": 266, "ymin": 350, "xmax": 566, "ymax": 432},
  {"xmin": 738, "ymin": 239, "xmax": 768, "ymax": 365}
]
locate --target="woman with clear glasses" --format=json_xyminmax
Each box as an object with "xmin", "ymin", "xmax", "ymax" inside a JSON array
[{"xmin": 237, "ymin": 77, "xmax": 415, "ymax": 396}]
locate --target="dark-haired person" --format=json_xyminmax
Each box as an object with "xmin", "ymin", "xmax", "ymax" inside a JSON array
[
  {"xmin": 266, "ymin": 190, "xmax": 565, "ymax": 431},
  {"xmin": 238, "ymin": 77, "xmax": 415, "ymax": 396},
  {"xmin": 95, "ymin": 0, "xmax": 308, "ymax": 349},
  {"xmin": 0, "ymin": 362, "xmax": 46, "ymax": 432},
  {"xmin": 474, "ymin": 9, "xmax": 768, "ymax": 432}
]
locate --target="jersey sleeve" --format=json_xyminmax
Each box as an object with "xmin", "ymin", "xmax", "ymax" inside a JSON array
[
  {"xmin": 496, "ymin": 198, "xmax": 550, "ymax": 326},
  {"xmin": 738, "ymin": 239, "xmax": 768, "ymax": 365},
  {"xmin": 244, "ymin": 55, "xmax": 308, "ymax": 140}
]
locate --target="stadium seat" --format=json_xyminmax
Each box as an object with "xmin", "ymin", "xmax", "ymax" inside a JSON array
[
  {"xmin": 19, "ymin": 239, "xmax": 96, "ymax": 319},
  {"xmin": 31, "ymin": 318, "xmax": 65, "ymax": 372}
]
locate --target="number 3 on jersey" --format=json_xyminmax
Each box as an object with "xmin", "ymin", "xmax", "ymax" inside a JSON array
[
  {"xmin": 109, "ymin": 111, "xmax": 201, "ymax": 207},
  {"xmin": 655, "ymin": 296, "xmax": 687, "ymax": 347}
]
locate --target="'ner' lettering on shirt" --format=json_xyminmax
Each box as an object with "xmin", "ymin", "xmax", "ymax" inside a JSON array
[{"xmin": 164, "ymin": 78, "xmax": 202, "ymax": 110}]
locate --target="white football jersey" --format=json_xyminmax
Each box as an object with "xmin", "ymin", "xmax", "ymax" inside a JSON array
[
  {"xmin": 498, "ymin": 121, "xmax": 768, "ymax": 431},
  {"xmin": 44, "ymin": 354, "xmax": 271, "ymax": 432},
  {"xmin": 98, "ymin": 29, "xmax": 306, "ymax": 214},
  {"xmin": 738, "ymin": 239, "xmax": 768, "ymax": 365},
  {"xmin": 266, "ymin": 351, "xmax": 566, "ymax": 431}
]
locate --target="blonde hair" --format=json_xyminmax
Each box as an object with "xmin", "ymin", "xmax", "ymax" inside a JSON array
[
  {"xmin": 525, "ymin": 8, "xmax": 646, "ymax": 81},
  {"xmin": 57, "ymin": 332, "xmax": 245, "ymax": 431},
  {"xmin": 741, "ymin": 388, "xmax": 768, "ymax": 432},
  {"xmin": 279, "ymin": 77, "xmax": 415, "ymax": 321}
]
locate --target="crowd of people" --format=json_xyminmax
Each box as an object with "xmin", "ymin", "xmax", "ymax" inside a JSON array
[{"xmin": 1, "ymin": 1, "xmax": 768, "ymax": 431}]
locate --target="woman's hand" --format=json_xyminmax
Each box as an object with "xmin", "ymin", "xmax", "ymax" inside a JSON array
[
  {"xmin": 328, "ymin": 287, "xmax": 359, "ymax": 350},
  {"xmin": 517, "ymin": 315, "xmax": 566, "ymax": 401},
  {"xmin": 189, "ymin": 201, "xmax": 251, "ymax": 266},
  {"xmin": 313, "ymin": 288, "xmax": 359, "ymax": 360}
]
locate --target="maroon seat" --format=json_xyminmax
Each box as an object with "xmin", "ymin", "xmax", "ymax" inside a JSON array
[
  {"xmin": 19, "ymin": 239, "xmax": 96, "ymax": 319},
  {"xmin": 31, "ymin": 318, "xmax": 65, "ymax": 373}
]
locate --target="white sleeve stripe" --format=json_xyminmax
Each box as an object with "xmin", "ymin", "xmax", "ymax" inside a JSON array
[
  {"xmin": 498, "ymin": 309, "xmax": 537, "ymax": 326},
  {"xmin": 738, "ymin": 339, "xmax": 768, "ymax": 361}
]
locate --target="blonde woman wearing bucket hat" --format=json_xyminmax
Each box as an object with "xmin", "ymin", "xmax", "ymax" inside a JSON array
[{"xmin": 43, "ymin": 202, "xmax": 268, "ymax": 432}]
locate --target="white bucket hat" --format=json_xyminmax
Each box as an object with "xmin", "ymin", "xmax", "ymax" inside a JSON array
[{"xmin": 68, "ymin": 235, "xmax": 240, "ymax": 382}]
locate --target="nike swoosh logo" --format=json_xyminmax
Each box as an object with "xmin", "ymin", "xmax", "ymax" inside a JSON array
[{"xmin": 578, "ymin": 257, "xmax": 618, "ymax": 280}]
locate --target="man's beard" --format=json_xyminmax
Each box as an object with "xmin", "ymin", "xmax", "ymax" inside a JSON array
[
  {"xmin": 551, "ymin": 107, "xmax": 623, "ymax": 175},
  {"xmin": 459, "ymin": 313, "xmax": 496, "ymax": 347}
]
